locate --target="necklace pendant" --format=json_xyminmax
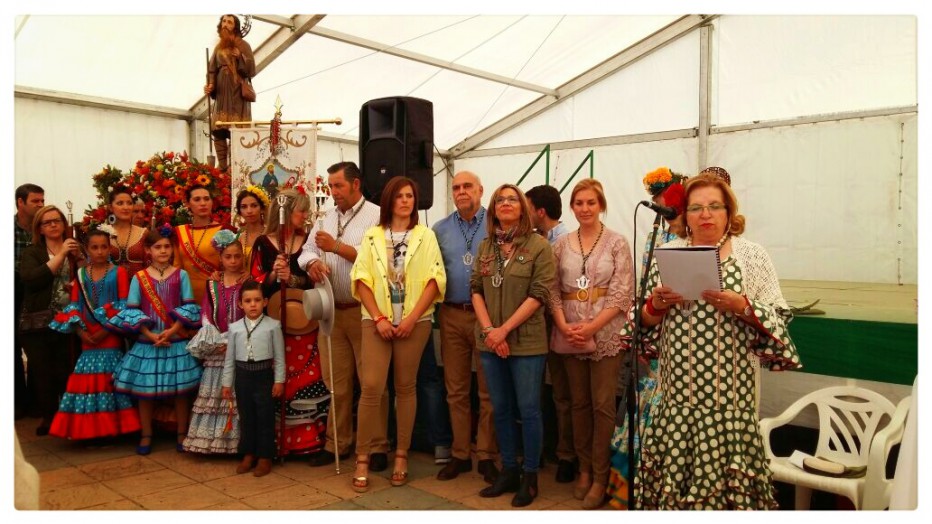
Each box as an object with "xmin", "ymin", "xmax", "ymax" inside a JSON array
[
  {"xmin": 491, "ymin": 274, "xmax": 503, "ymax": 288},
  {"xmin": 463, "ymin": 252, "xmax": 474, "ymax": 266},
  {"xmin": 576, "ymin": 275, "xmax": 590, "ymax": 290}
]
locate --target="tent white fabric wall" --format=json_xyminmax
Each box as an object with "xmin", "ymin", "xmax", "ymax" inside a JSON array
[
  {"xmin": 14, "ymin": 97, "xmax": 189, "ymax": 219},
  {"xmin": 453, "ymin": 15, "xmax": 917, "ymax": 285}
]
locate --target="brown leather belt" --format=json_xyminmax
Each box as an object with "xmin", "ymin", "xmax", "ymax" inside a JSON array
[
  {"xmin": 443, "ymin": 301, "xmax": 475, "ymax": 312},
  {"xmin": 561, "ymin": 287, "xmax": 608, "ymax": 302},
  {"xmin": 334, "ymin": 301, "xmax": 361, "ymax": 310}
]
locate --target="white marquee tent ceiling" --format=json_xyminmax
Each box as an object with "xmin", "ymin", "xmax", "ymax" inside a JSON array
[{"xmin": 14, "ymin": 14, "xmax": 680, "ymax": 150}]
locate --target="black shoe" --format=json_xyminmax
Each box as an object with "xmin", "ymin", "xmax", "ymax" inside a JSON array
[
  {"xmin": 479, "ymin": 467, "xmax": 520, "ymax": 498},
  {"xmin": 437, "ymin": 457, "xmax": 472, "ymax": 481},
  {"xmin": 512, "ymin": 472, "xmax": 538, "ymax": 507},
  {"xmin": 35, "ymin": 424, "xmax": 50, "ymax": 437},
  {"xmin": 477, "ymin": 459, "xmax": 500, "ymax": 484},
  {"xmin": 307, "ymin": 450, "xmax": 336, "ymax": 467},
  {"xmin": 369, "ymin": 452, "xmax": 389, "ymax": 472},
  {"xmin": 555, "ymin": 459, "xmax": 576, "ymax": 483}
]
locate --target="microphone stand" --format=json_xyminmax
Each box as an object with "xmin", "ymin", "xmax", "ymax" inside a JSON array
[{"xmin": 624, "ymin": 208, "xmax": 664, "ymax": 510}]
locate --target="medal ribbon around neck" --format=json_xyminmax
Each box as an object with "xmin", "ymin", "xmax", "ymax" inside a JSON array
[
  {"xmin": 575, "ymin": 223, "xmax": 605, "ymax": 300},
  {"xmin": 457, "ymin": 208, "xmax": 484, "ymax": 266}
]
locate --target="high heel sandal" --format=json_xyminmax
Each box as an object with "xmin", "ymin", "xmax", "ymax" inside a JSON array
[
  {"xmin": 136, "ymin": 434, "xmax": 153, "ymax": 456},
  {"xmin": 352, "ymin": 457, "xmax": 370, "ymax": 493},
  {"xmin": 390, "ymin": 451, "xmax": 409, "ymax": 487}
]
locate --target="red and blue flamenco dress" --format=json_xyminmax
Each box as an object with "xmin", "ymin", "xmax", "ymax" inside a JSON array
[
  {"xmin": 48, "ymin": 266, "xmax": 141, "ymax": 439},
  {"xmin": 110, "ymin": 270, "xmax": 203, "ymax": 399}
]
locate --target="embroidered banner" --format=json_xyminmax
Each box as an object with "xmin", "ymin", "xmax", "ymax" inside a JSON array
[{"xmin": 231, "ymin": 124, "xmax": 318, "ymax": 221}]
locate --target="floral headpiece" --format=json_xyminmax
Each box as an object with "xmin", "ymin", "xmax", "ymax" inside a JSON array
[
  {"xmin": 157, "ymin": 222, "xmax": 173, "ymax": 239},
  {"xmin": 211, "ymin": 229, "xmax": 240, "ymax": 253},
  {"xmin": 642, "ymin": 167, "xmax": 687, "ymax": 197},
  {"xmin": 242, "ymin": 185, "xmax": 271, "ymax": 209}
]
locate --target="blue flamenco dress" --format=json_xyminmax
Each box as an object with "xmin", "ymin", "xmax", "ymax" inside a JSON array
[
  {"xmin": 48, "ymin": 266, "xmax": 141, "ymax": 439},
  {"xmin": 111, "ymin": 269, "xmax": 202, "ymax": 399}
]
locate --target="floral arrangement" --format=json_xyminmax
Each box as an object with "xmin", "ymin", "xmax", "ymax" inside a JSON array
[
  {"xmin": 642, "ymin": 166, "xmax": 686, "ymax": 196},
  {"xmin": 83, "ymin": 151, "xmax": 233, "ymax": 230}
]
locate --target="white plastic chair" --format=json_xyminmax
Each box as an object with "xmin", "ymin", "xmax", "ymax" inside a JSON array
[{"xmin": 760, "ymin": 385, "xmax": 911, "ymax": 510}]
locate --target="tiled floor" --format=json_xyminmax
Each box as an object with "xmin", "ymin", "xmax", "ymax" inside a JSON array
[{"xmin": 16, "ymin": 417, "xmax": 608, "ymax": 511}]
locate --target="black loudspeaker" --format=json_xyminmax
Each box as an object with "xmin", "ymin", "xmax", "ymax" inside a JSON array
[{"xmin": 359, "ymin": 96, "xmax": 434, "ymax": 209}]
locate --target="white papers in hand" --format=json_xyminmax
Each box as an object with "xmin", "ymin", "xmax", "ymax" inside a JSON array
[{"xmin": 653, "ymin": 246, "xmax": 722, "ymax": 300}]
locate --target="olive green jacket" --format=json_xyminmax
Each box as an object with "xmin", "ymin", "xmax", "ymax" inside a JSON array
[{"xmin": 470, "ymin": 234, "xmax": 555, "ymax": 356}]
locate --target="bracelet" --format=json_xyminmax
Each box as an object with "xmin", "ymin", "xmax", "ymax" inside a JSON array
[
  {"xmin": 373, "ymin": 315, "xmax": 389, "ymax": 325},
  {"xmin": 483, "ymin": 326, "xmax": 494, "ymax": 332},
  {"xmin": 332, "ymin": 239, "xmax": 342, "ymax": 253},
  {"xmin": 644, "ymin": 296, "xmax": 666, "ymax": 317}
]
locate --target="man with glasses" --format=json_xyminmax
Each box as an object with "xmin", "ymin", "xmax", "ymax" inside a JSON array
[
  {"xmin": 432, "ymin": 171, "xmax": 500, "ymax": 483},
  {"xmin": 14, "ymin": 184, "xmax": 44, "ymax": 420}
]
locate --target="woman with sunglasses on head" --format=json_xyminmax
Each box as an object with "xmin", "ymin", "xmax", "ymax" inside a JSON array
[
  {"xmin": 18, "ymin": 205, "xmax": 82, "ymax": 436},
  {"xmin": 470, "ymin": 184, "xmax": 556, "ymax": 507},
  {"xmin": 625, "ymin": 173, "xmax": 800, "ymax": 509},
  {"xmin": 349, "ymin": 176, "xmax": 445, "ymax": 493}
]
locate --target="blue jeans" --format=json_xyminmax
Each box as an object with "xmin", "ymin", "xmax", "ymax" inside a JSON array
[
  {"xmin": 480, "ymin": 352, "xmax": 547, "ymax": 473},
  {"xmin": 416, "ymin": 335, "xmax": 453, "ymax": 448}
]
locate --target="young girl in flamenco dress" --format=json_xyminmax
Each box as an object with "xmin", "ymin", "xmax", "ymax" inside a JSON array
[
  {"xmin": 48, "ymin": 229, "xmax": 141, "ymax": 440},
  {"xmin": 183, "ymin": 230, "xmax": 249, "ymax": 454},
  {"xmin": 110, "ymin": 226, "xmax": 202, "ymax": 454}
]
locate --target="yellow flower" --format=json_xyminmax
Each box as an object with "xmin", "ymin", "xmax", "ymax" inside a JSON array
[{"xmin": 197, "ymin": 175, "xmax": 211, "ymax": 186}]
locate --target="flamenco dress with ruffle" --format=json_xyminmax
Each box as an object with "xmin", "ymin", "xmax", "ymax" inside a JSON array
[
  {"xmin": 48, "ymin": 266, "xmax": 141, "ymax": 439},
  {"xmin": 250, "ymin": 235, "xmax": 329, "ymax": 455},
  {"xmin": 110, "ymin": 269, "xmax": 202, "ymax": 399},
  {"xmin": 182, "ymin": 276, "xmax": 247, "ymax": 454}
]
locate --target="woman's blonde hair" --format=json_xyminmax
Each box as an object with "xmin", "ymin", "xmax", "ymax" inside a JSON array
[
  {"xmin": 486, "ymin": 184, "xmax": 533, "ymax": 238},
  {"xmin": 570, "ymin": 179, "xmax": 607, "ymax": 213},
  {"xmin": 31, "ymin": 205, "xmax": 67, "ymax": 245},
  {"xmin": 264, "ymin": 188, "xmax": 311, "ymax": 236},
  {"xmin": 683, "ymin": 174, "xmax": 745, "ymax": 236}
]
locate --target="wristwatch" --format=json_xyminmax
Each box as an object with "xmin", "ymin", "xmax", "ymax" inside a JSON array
[{"xmin": 479, "ymin": 326, "xmax": 494, "ymax": 340}]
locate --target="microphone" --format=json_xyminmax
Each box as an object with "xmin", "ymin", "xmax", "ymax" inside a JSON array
[{"xmin": 640, "ymin": 200, "xmax": 678, "ymax": 220}]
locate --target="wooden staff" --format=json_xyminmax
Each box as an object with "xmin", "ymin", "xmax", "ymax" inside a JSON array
[
  {"xmin": 276, "ymin": 192, "xmax": 289, "ymax": 461},
  {"xmin": 64, "ymin": 201, "xmax": 80, "ymax": 367},
  {"xmin": 206, "ymin": 48, "xmax": 216, "ymax": 168}
]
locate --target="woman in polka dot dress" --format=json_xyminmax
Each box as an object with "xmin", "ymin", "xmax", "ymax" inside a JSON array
[
  {"xmin": 626, "ymin": 173, "xmax": 801, "ymax": 509},
  {"xmin": 250, "ymin": 189, "xmax": 328, "ymax": 455}
]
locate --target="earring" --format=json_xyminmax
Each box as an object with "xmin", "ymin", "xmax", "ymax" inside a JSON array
[{"xmin": 107, "ymin": 213, "xmax": 117, "ymax": 225}]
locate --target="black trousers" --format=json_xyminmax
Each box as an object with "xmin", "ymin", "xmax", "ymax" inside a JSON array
[{"xmin": 234, "ymin": 363, "xmax": 276, "ymax": 459}]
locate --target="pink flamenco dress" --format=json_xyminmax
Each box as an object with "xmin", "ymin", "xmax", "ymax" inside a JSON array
[{"xmin": 48, "ymin": 266, "xmax": 141, "ymax": 439}]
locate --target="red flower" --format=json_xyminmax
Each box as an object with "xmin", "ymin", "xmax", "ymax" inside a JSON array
[
  {"xmin": 165, "ymin": 152, "xmax": 174, "ymax": 160},
  {"xmin": 660, "ymin": 182, "xmax": 687, "ymax": 215}
]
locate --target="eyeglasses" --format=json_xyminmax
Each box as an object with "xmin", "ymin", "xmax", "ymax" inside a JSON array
[
  {"xmin": 495, "ymin": 196, "xmax": 520, "ymax": 205},
  {"xmin": 686, "ymin": 203, "xmax": 727, "ymax": 214},
  {"xmin": 40, "ymin": 218, "xmax": 64, "ymax": 227}
]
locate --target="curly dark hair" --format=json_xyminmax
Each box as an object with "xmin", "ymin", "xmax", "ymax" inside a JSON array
[{"xmin": 216, "ymin": 14, "xmax": 242, "ymax": 37}]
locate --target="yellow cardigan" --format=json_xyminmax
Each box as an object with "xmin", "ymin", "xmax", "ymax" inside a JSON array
[{"xmin": 351, "ymin": 224, "xmax": 446, "ymax": 321}]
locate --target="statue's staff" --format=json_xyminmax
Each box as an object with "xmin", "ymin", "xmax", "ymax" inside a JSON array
[{"xmin": 206, "ymin": 48, "xmax": 216, "ymax": 168}]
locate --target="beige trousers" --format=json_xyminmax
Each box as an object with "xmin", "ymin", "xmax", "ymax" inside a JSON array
[
  {"xmin": 356, "ymin": 320, "xmax": 432, "ymax": 454},
  {"xmin": 319, "ymin": 306, "xmax": 389, "ymax": 454},
  {"xmin": 564, "ymin": 352, "xmax": 622, "ymax": 484},
  {"xmin": 438, "ymin": 305, "xmax": 498, "ymax": 461}
]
